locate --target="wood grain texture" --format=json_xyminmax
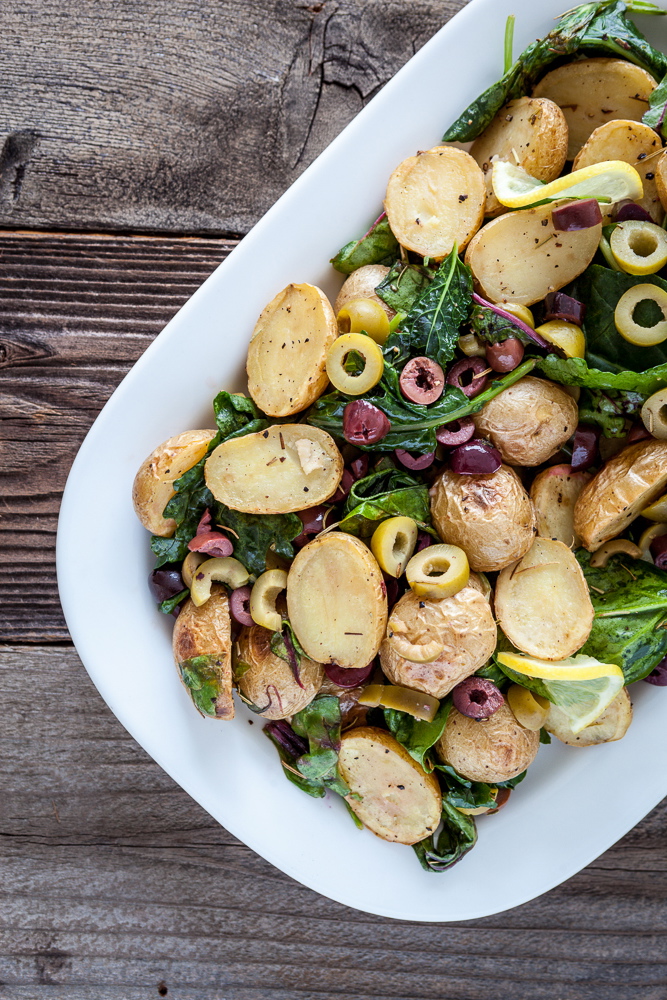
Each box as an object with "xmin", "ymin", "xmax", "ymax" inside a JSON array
[
  {"xmin": 0, "ymin": 644, "xmax": 666, "ymax": 999},
  {"xmin": 0, "ymin": 0, "xmax": 466, "ymax": 236},
  {"xmin": 0, "ymin": 231, "xmax": 236, "ymax": 643}
]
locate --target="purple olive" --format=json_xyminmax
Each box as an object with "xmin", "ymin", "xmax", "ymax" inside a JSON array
[
  {"xmin": 446, "ymin": 357, "xmax": 489, "ymax": 398},
  {"xmin": 552, "ymin": 198, "xmax": 602, "ymax": 231},
  {"xmin": 436, "ymin": 417, "xmax": 475, "ymax": 447},
  {"xmin": 229, "ymin": 585, "xmax": 254, "ymax": 626},
  {"xmin": 382, "ymin": 575, "xmax": 401, "ymax": 608},
  {"xmin": 399, "ymin": 357, "xmax": 445, "ymax": 404},
  {"xmin": 149, "ymin": 567, "xmax": 184, "ymax": 603},
  {"xmin": 416, "ymin": 531, "xmax": 433, "ymax": 552},
  {"xmin": 332, "ymin": 469, "xmax": 355, "ymax": 502},
  {"xmin": 350, "ymin": 454, "xmax": 369, "ymax": 480},
  {"xmin": 628, "ymin": 423, "xmax": 652, "ymax": 444},
  {"xmin": 571, "ymin": 424, "xmax": 600, "ymax": 473},
  {"xmin": 644, "ymin": 655, "xmax": 667, "ymax": 686},
  {"xmin": 452, "ymin": 677, "xmax": 505, "ymax": 719},
  {"xmin": 293, "ymin": 505, "xmax": 329, "ymax": 548},
  {"xmin": 615, "ymin": 201, "xmax": 654, "ymax": 224},
  {"xmin": 450, "ymin": 439, "xmax": 501, "ymax": 475},
  {"xmin": 486, "ymin": 338, "xmax": 524, "ymax": 373},
  {"xmin": 324, "ymin": 662, "xmax": 374, "ymax": 688},
  {"xmin": 187, "ymin": 531, "xmax": 233, "ymax": 557},
  {"xmin": 394, "ymin": 448, "xmax": 435, "ymax": 471},
  {"xmin": 493, "ymin": 787, "xmax": 511, "ymax": 811},
  {"xmin": 650, "ymin": 535, "xmax": 667, "ymax": 569},
  {"xmin": 543, "ymin": 291, "xmax": 586, "ymax": 327},
  {"xmin": 343, "ymin": 400, "xmax": 391, "ymax": 445}
]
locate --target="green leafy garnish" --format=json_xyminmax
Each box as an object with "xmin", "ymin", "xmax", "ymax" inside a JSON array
[
  {"xmin": 375, "ymin": 261, "xmax": 433, "ymax": 315},
  {"xmin": 383, "ymin": 699, "xmax": 451, "ymax": 770},
  {"xmin": 339, "ymin": 468, "xmax": 433, "ymax": 537},
  {"xmin": 331, "ymin": 214, "xmax": 399, "ymax": 274},
  {"xmin": 413, "ymin": 799, "xmax": 477, "ymax": 873},
  {"xmin": 290, "ymin": 696, "xmax": 350, "ymax": 796},
  {"xmin": 178, "ymin": 654, "xmax": 230, "ymax": 719},
  {"xmin": 210, "ymin": 504, "xmax": 301, "ymax": 577}
]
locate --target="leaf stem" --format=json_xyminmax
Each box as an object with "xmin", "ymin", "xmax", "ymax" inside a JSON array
[{"xmin": 504, "ymin": 15, "xmax": 515, "ymax": 74}]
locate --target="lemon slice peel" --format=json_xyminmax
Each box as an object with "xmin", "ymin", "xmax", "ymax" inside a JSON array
[{"xmin": 492, "ymin": 159, "xmax": 643, "ymax": 210}]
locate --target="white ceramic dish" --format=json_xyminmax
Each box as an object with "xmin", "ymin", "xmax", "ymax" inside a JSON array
[{"xmin": 58, "ymin": 0, "xmax": 667, "ymax": 921}]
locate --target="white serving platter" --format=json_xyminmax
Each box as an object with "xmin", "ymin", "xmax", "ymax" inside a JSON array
[{"xmin": 57, "ymin": 0, "xmax": 667, "ymax": 921}]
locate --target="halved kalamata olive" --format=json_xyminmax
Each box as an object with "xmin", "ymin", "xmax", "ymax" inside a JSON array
[
  {"xmin": 343, "ymin": 399, "xmax": 391, "ymax": 445},
  {"xmin": 452, "ymin": 676, "xmax": 504, "ymax": 720},
  {"xmin": 543, "ymin": 291, "xmax": 587, "ymax": 327},
  {"xmin": 294, "ymin": 505, "xmax": 329, "ymax": 548},
  {"xmin": 650, "ymin": 534, "xmax": 667, "ymax": 569},
  {"xmin": 493, "ymin": 787, "xmax": 511, "ymax": 810},
  {"xmin": 395, "ymin": 448, "xmax": 435, "ymax": 471},
  {"xmin": 350, "ymin": 454, "xmax": 369, "ymax": 480},
  {"xmin": 324, "ymin": 662, "xmax": 374, "ymax": 688},
  {"xmin": 436, "ymin": 417, "xmax": 475, "ymax": 447},
  {"xmin": 382, "ymin": 575, "xmax": 401, "ymax": 608},
  {"xmin": 187, "ymin": 531, "xmax": 234, "ymax": 557},
  {"xmin": 450, "ymin": 439, "xmax": 502, "ymax": 475},
  {"xmin": 615, "ymin": 201, "xmax": 654, "ymax": 224},
  {"xmin": 196, "ymin": 509, "xmax": 212, "ymax": 533},
  {"xmin": 446, "ymin": 357, "xmax": 489, "ymax": 398},
  {"xmin": 229, "ymin": 585, "xmax": 254, "ymax": 626},
  {"xmin": 570, "ymin": 424, "xmax": 600, "ymax": 473},
  {"xmin": 149, "ymin": 567, "xmax": 185, "ymax": 603},
  {"xmin": 399, "ymin": 357, "xmax": 445, "ymax": 404},
  {"xmin": 628, "ymin": 423, "xmax": 652, "ymax": 444},
  {"xmin": 552, "ymin": 198, "xmax": 603, "ymax": 232},
  {"xmin": 332, "ymin": 469, "xmax": 355, "ymax": 502},
  {"xmin": 416, "ymin": 531, "xmax": 433, "ymax": 552},
  {"xmin": 644, "ymin": 655, "xmax": 667, "ymax": 686},
  {"xmin": 486, "ymin": 338, "xmax": 524, "ymax": 373}
]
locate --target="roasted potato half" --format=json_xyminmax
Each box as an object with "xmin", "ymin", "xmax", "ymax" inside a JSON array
[
  {"xmin": 532, "ymin": 58, "xmax": 657, "ymax": 159},
  {"xmin": 574, "ymin": 439, "xmax": 667, "ymax": 551},
  {"xmin": 172, "ymin": 584, "xmax": 234, "ymax": 720},
  {"xmin": 530, "ymin": 464, "xmax": 591, "ymax": 548},
  {"xmin": 246, "ymin": 283, "xmax": 337, "ymax": 417},
  {"xmin": 132, "ymin": 429, "xmax": 217, "ymax": 536},
  {"xmin": 465, "ymin": 201, "xmax": 601, "ymax": 306},
  {"xmin": 430, "ymin": 464, "xmax": 536, "ymax": 573},
  {"xmin": 338, "ymin": 727, "xmax": 442, "ymax": 844},
  {"xmin": 384, "ymin": 146, "xmax": 485, "ymax": 258},
  {"xmin": 655, "ymin": 149, "xmax": 667, "ymax": 212},
  {"xmin": 287, "ymin": 532, "xmax": 387, "ymax": 670},
  {"xmin": 435, "ymin": 702, "xmax": 540, "ymax": 784},
  {"xmin": 495, "ymin": 538, "xmax": 594, "ymax": 661},
  {"xmin": 471, "ymin": 97, "xmax": 568, "ymax": 215},
  {"xmin": 334, "ymin": 264, "xmax": 394, "ymax": 319},
  {"xmin": 234, "ymin": 624, "xmax": 324, "ymax": 720},
  {"xmin": 546, "ymin": 688, "xmax": 632, "ymax": 746},
  {"xmin": 473, "ymin": 376, "xmax": 578, "ymax": 467},
  {"xmin": 379, "ymin": 587, "xmax": 497, "ymax": 699},
  {"xmin": 205, "ymin": 424, "xmax": 343, "ymax": 514}
]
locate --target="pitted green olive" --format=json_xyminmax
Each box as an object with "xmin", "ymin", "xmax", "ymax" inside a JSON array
[
  {"xmin": 370, "ymin": 516, "xmax": 418, "ymax": 578},
  {"xmin": 249, "ymin": 569, "xmax": 288, "ymax": 632},
  {"xmin": 641, "ymin": 387, "xmax": 667, "ymax": 440},
  {"xmin": 405, "ymin": 544, "xmax": 469, "ymax": 600},
  {"xmin": 190, "ymin": 557, "xmax": 251, "ymax": 607},
  {"xmin": 610, "ymin": 220, "xmax": 667, "ymax": 275},
  {"xmin": 337, "ymin": 298, "xmax": 390, "ymax": 345},
  {"xmin": 326, "ymin": 333, "xmax": 384, "ymax": 395},
  {"xmin": 182, "ymin": 551, "xmax": 206, "ymax": 589},
  {"xmin": 615, "ymin": 284, "xmax": 667, "ymax": 347},
  {"xmin": 589, "ymin": 539, "xmax": 642, "ymax": 567}
]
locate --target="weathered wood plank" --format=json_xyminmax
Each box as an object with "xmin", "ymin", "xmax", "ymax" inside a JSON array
[
  {"xmin": 0, "ymin": 645, "xmax": 666, "ymax": 998},
  {"xmin": 0, "ymin": 232, "xmax": 236, "ymax": 642},
  {"xmin": 0, "ymin": 0, "xmax": 466, "ymax": 235}
]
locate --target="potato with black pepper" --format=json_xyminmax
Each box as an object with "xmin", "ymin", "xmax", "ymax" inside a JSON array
[
  {"xmin": 132, "ymin": 429, "xmax": 217, "ymax": 536},
  {"xmin": 473, "ymin": 376, "xmax": 578, "ymax": 467},
  {"xmin": 234, "ymin": 624, "xmax": 324, "ymax": 719},
  {"xmin": 435, "ymin": 701, "xmax": 540, "ymax": 783},
  {"xmin": 172, "ymin": 584, "xmax": 234, "ymax": 720},
  {"xmin": 546, "ymin": 688, "xmax": 632, "ymax": 747},
  {"xmin": 334, "ymin": 264, "xmax": 394, "ymax": 318}
]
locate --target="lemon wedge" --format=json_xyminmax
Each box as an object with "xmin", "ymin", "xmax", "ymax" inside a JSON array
[
  {"xmin": 497, "ymin": 651, "xmax": 624, "ymax": 733},
  {"xmin": 492, "ymin": 159, "xmax": 643, "ymax": 210}
]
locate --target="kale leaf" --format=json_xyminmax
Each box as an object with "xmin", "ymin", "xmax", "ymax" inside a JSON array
[
  {"xmin": 331, "ymin": 213, "xmax": 399, "ymax": 274},
  {"xmin": 339, "ymin": 468, "xmax": 434, "ymax": 537},
  {"xmin": 383, "ymin": 699, "xmax": 451, "ymax": 770}
]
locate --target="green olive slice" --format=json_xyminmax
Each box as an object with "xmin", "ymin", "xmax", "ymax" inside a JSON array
[
  {"xmin": 405, "ymin": 544, "xmax": 469, "ymax": 600},
  {"xmin": 370, "ymin": 516, "xmax": 418, "ymax": 578},
  {"xmin": 615, "ymin": 284, "xmax": 667, "ymax": 346},
  {"xmin": 641, "ymin": 387, "xmax": 667, "ymax": 440},
  {"xmin": 610, "ymin": 220, "xmax": 667, "ymax": 275},
  {"xmin": 249, "ymin": 569, "xmax": 288, "ymax": 632},
  {"xmin": 190, "ymin": 557, "xmax": 251, "ymax": 607}
]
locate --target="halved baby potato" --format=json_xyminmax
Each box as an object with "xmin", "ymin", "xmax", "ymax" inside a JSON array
[
  {"xmin": 574, "ymin": 439, "xmax": 667, "ymax": 551},
  {"xmin": 234, "ymin": 624, "xmax": 324, "ymax": 720},
  {"xmin": 655, "ymin": 149, "xmax": 667, "ymax": 211},
  {"xmin": 573, "ymin": 119, "xmax": 664, "ymax": 222},
  {"xmin": 465, "ymin": 201, "xmax": 601, "ymax": 306},
  {"xmin": 384, "ymin": 146, "xmax": 485, "ymax": 258},
  {"xmin": 172, "ymin": 584, "xmax": 234, "ymax": 720},
  {"xmin": 532, "ymin": 58, "xmax": 657, "ymax": 160},
  {"xmin": 246, "ymin": 283, "xmax": 337, "ymax": 417},
  {"xmin": 205, "ymin": 424, "xmax": 343, "ymax": 514},
  {"xmin": 287, "ymin": 532, "xmax": 387, "ymax": 670},
  {"xmin": 435, "ymin": 702, "xmax": 539, "ymax": 784},
  {"xmin": 546, "ymin": 687, "xmax": 632, "ymax": 746},
  {"xmin": 132, "ymin": 429, "xmax": 217, "ymax": 536},
  {"xmin": 495, "ymin": 538, "xmax": 594, "ymax": 661},
  {"xmin": 334, "ymin": 264, "xmax": 394, "ymax": 319},
  {"xmin": 338, "ymin": 727, "xmax": 442, "ymax": 845},
  {"xmin": 530, "ymin": 464, "xmax": 591, "ymax": 548},
  {"xmin": 471, "ymin": 97, "xmax": 568, "ymax": 215}
]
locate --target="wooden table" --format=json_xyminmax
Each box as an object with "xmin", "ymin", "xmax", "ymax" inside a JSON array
[{"xmin": 1, "ymin": 2, "xmax": 666, "ymax": 997}]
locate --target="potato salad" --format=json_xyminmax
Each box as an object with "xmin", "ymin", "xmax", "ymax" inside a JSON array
[{"xmin": 133, "ymin": 0, "xmax": 667, "ymax": 870}]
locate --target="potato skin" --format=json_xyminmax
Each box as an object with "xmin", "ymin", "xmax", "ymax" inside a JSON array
[
  {"xmin": 435, "ymin": 702, "xmax": 539, "ymax": 783},
  {"xmin": 334, "ymin": 265, "xmax": 394, "ymax": 319},
  {"xmin": 172, "ymin": 585, "xmax": 234, "ymax": 720},
  {"xmin": 338, "ymin": 727, "xmax": 442, "ymax": 845},
  {"xmin": 655, "ymin": 150, "xmax": 667, "ymax": 212},
  {"xmin": 546, "ymin": 688, "xmax": 632, "ymax": 747},
  {"xmin": 574, "ymin": 439, "xmax": 667, "ymax": 551},
  {"xmin": 473, "ymin": 376, "xmax": 578, "ymax": 467},
  {"xmin": 530, "ymin": 464, "xmax": 591, "ymax": 548},
  {"xmin": 430, "ymin": 464, "xmax": 536, "ymax": 573},
  {"xmin": 379, "ymin": 588, "xmax": 497, "ymax": 699},
  {"xmin": 234, "ymin": 625, "xmax": 324, "ymax": 720},
  {"xmin": 132, "ymin": 429, "xmax": 217, "ymax": 536}
]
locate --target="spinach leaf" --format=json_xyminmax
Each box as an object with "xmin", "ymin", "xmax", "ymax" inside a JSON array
[
  {"xmin": 210, "ymin": 503, "xmax": 301, "ymax": 577},
  {"xmin": 644, "ymin": 70, "xmax": 667, "ymax": 133},
  {"xmin": 331, "ymin": 213, "xmax": 398, "ymax": 274},
  {"xmin": 158, "ymin": 589, "xmax": 189, "ymax": 614},
  {"xmin": 178, "ymin": 654, "xmax": 230, "ymax": 719},
  {"xmin": 339, "ymin": 468, "xmax": 433, "ymax": 537},
  {"xmin": 536, "ymin": 352, "xmax": 667, "ymax": 396},
  {"xmin": 469, "ymin": 301, "xmax": 534, "ymax": 346},
  {"xmin": 413, "ymin": 799, "xmax": 477, "ymax": 873},
  {"xmin": 578, "ymin": 387, "xmax": 644, "ymax": 437},
  {"xmin": 264, "ymin": 720, "xmax": 325, "ymax": 798},
  {"xmin": 444, "ymin": 1, "xmax": 667, "ymax": 143},
  {"xmin": 375, "ymin": 261, "xmax": 433, "ymax": 314},
  {"xmin": 577, "ymin": 549, "xmax": 667, "ymax": 616},
  {"xmin": 291, "ymin": 696, "xmax": 350, "ymax": 796},
  {"xmin": 434, "ymin": 763, "xmax": 498, "ymax": 811},
  {"xmin": 213, "ymin": 390, "xmax": 269, "ymax": 440},
  {"xmin": 383, "ymin": 699, "xmax": 451, "ymax": 770},
  {"xmin": 475, "ymin": 660, "xmax": 510, "ymax": 689},
  {"xmin": 384, "ymin": 250, "xmax": 473, "ymax": 368}
]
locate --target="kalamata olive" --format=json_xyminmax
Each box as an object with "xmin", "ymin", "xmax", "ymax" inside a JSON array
[
  {"xmin": 229, "ymin": 585, "xmax": 254, "ymax": 626},
  {"xmin": 196, "ymin": 509, "xmax": 212, "ymax": 533},
  {"xmin": 293, "ymin": 505, "xmax": 329, "ymax": 548},
  {"xmin": 416, "ymin": 531, "xmax": 433, "ymax": 552},
  {"xmin": 486, "ymin": 338, "xmax": 524, "ymax": 373},
  {"xmin": 399, "ymin": 357, "xmax": 445, "ymax": 404},
  {"xmin": 615, "ymin": 201, "xmax": 654, "ymax": 224},
  {"xmin": 350, "ymin": 454, "xmax": 369, "ymax": 480},
  {"xmin": 381, "ymin": 575, "xmax": 401, "ymax": 608},
  {"xmin": 324, "ymin": 662, "xmax": 374, "ymax": 688},
  {"xmin": 332, "ymin": 468, "xmax": 355, "ymax": 502},
  {"xmin": 552, "ymin": 198, "xmax": 603, "ymax": 231},
  {"xmin": 450, "ymin": 439, "xmax": 502, "ymax": 475},
  {"xmin": 452, "ymin": 676, "xmax": 504, "ymax": 719},
  {"xmin": 644, "ymin": 655, "xmax": 667, "ymax": 686},
  {"xmin": 394, "ymin": 448, "xmax": 435, "ymax": 471},
  {"xmin": 570, "ymin": 424, "xmax": 600, "ymax": 473},
  {"xmin": 650, "ymin": 534, "xmax": 667, "ymax": 569},
  {"xmin": 493, "ymin": 787, "xmax": 511, "ymax": 811},
  {"xmin": 435, "ymin": 417, "xmax": 476, "ymax": 447},
  {"xmin": 543, "ymin": 291, "xmax": 587, "ymax": 327},
  {"xmin": 343, "ymin": 399, "xmax": 391, "ymax": 445},
  {"xmin": 628, "ymin": 423, "xmax": 652, "ymax": 444},
  {"xmin": 446, "ymin": 357, "xmax": 489, "ymax": 398},
  {"xmin": 187, "ymin": 531, "xmax": 234, "ymax": 557},
  {"xmin": 148, "ymin": 567, "xmax": 184, "ymax": 604}
]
